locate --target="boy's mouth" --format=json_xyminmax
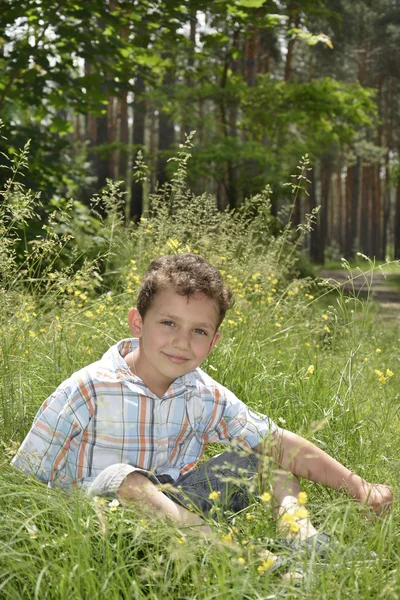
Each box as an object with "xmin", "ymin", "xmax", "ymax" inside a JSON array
[{"xmin": 163, "ymin": 353, "xmax": 189, "ymax": 364}]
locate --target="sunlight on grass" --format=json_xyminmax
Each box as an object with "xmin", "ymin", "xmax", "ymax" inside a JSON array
[{"xmin": 0, "ymin": 140, "xmax": 399, "ymax": 599}]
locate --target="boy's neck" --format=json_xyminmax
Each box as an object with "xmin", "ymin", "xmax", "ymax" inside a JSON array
[{"xmin": 125, "ymin": 350, "xmax": 172, "ymax": 398}]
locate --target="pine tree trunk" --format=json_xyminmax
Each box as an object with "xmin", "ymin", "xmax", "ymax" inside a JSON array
[
  {"xmin": 284, "ymin": 5, "xmax": 300, "ymax": 82},
  {"xmin": 309, "ymin": 166, "xmax": 320, "ymax": 262},
  {"xmin": 245, "ymin": 26, "xmax": 258, "ymax": 86},
  {"xmin": 345, "ymin": 160, "xmax": 360, "ymax": 259},
  {"xmin": 156, "ymin": 64, "xmax": 175, "ymax": 187},
  {"xmin": 118, "ymin": 94, "xmax": 128, "ymax": 186},
  {"xmin": 131, "ymin": 75, "xmax": 146, "ymax": 219},
  {"xmin": 394, "ymin": 181, "xmax": 400, "ymax": 259},
  {"xmin": 318, "ymin": 162, "xmax": 331, "ymax": 264},
  {"xmin": 337, "ymin": 168, "xmax": 344, "ymax": 252},
  {"xmin": 360, "ymin": 165, "xmax": 370, "ymax": 255}
]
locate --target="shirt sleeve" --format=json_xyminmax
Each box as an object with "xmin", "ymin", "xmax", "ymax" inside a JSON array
[
  {"xmin": 10, "ymin": 378, "xmax": 92, "ymax": 486},
  {"xmin": 204, "ymin": 384, "xmax": 277, "ymax": 449}
]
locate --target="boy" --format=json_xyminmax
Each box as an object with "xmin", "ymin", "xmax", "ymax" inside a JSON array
[{"xmin": 12, "ymin": 253, "xmax": 392, "ymax": 546}]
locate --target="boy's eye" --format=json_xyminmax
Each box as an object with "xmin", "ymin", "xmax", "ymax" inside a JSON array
[
  {"xmin": 194, "ymin": 328, "xmax": 207, "ymax": 336},
  {"xmin": 161, "ymin": 320, "xmax": 175, "ymax": 327}
]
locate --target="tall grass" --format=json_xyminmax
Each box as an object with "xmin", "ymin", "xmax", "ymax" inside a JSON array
[{"xmin": 0, "ymin": 135, "xmax": 399, "ymax": 599}]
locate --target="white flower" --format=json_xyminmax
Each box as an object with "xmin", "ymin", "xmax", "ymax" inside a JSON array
[{"xmin": 109, "ymin": 499, "xmax": 120, "ymax": 511}]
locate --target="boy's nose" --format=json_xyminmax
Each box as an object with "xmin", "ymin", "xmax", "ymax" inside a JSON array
[{"xmin": 172, "ymin": 329, "xmax": 190, "ymax": 351}]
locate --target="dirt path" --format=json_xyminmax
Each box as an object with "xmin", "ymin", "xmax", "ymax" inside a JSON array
[{"xmin": 317, "ymin": 269, "xmax": 400, "ymax": 305}]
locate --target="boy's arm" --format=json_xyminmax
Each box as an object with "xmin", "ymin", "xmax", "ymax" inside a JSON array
[
  {"xmin": 258, "ymin": 427, "xmax": 392, "ymax": 515},
  {"xmin": 11, "ymin": 384, "xmax": 87, "ymax": 485}
]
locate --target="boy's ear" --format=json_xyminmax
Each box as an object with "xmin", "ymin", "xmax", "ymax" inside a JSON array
[
  {"xmin": 128, "ymin": 308, "xmax": 143, "ymax": 338},
  {"xmin": 208, "ymin": 330, "xmax": 222, "ymax": 354}
]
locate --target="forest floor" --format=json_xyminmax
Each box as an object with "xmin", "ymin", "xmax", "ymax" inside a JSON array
[{"xmin": 317, "ymin": 268, "xmax": 400, "ymax": 306}]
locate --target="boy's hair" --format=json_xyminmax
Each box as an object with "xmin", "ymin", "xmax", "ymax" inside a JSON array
[{"xmin": 137, "ymin": 253, "xmax": 233, "ymax": 329}]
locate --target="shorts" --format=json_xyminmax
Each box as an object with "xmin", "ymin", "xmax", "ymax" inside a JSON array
[{"xmin": 86, "ymin": 449, "xmax": 259, "ymax": 518}]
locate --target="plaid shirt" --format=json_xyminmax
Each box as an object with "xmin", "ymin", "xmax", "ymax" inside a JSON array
[{"xmin": 11, "ymin": 339, "xmax": 276, "ymax": 490}]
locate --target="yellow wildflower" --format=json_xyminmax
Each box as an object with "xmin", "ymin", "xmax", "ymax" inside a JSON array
[
  {"xmin": 209, "ymin": 490, "xmax": 221, "ymax": 501},
  {"xmin": 379, "ymin": 376, "xmax": 387, "ymax": 385},
  {"xmin": 305, "ymin": 342, "xmax": 310, "ymax": 348},
  {"xmin": 294, "ymin": 507, "xmax": 309, "ymax": 519},
  {"xmin": 376, "ymin": 348, "xmax": 382, "ymax": 354},
  {"xmin": 298, "ymin": 492, "xmax": 308, "ymax": 505},
  {"xmin": 166, "ymin": 238, "xmax": 180, "ymax": 251},
  {"xmin": 28, "ymin": 331, "xmax": 36, "ymax": 337},
  {"xmin": 176, "ymin": 537, "xmax": 186, "ymax": 544},
  {"xmin": 246, "ymin": 514, "xmax": 253, "ymax": 521},
  {"xmin": 374, "ymin": 369, "xmax": 383, "ymax": 377},
  {"xmin": 307, "ymin": 365, "xmax": 315, "ymax": 374},
  {"xmin": 260, "ymin": 492, "xmax": 271, "ymax": 503},
  {"xmin": 237, "ymin": 557, "xmax": 246, "ymax": 566},
  {"xmin": 221, "ymin": 532, "xmax": 233, "ymax": 543},
  {"xmin": 322, "ymin": 314, "xmax": 328, "ymax": 320},
  {"xmin": 290, "ymin": 522, "xmax": 300, "ymax": 534},
  {"xmin": 258, "ymin": 558, "xmax": 276, "ymax": 573},
  {"xmin": 281, "ymin": 513, "xmax": 295, "ymax": 524},
  {"xmin": 386, "ymin": 369, "xmax": 394, "ymax": 377},
  {"xmin": 323, "ymin": 326, "xmax": 331, "ymax": 333}
]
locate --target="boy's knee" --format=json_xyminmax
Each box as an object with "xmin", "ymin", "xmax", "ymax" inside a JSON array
[{"xmin": 118, "ymin": 470, "xmax": 153, "ymax": 500}]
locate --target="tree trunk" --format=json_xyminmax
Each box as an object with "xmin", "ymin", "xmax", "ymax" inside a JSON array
[
  {"xmin": 156, "ymin": 65, "xmax": 175, "ymax": 188},
  {"xmin": 284, "ymin": 5, "xmax": 300, "ymax": 82},
  {"xmin": 319, "ymin": 162, "xmax": 331, "ymax": 264},
  {"xmin": 344, "ymin": 159, "xmax": 360, "ymax": 259},
  {"xmin": 337, "ymin": 168, "xmax": 344, "ymax": 252},
  {"xmin": 245, "ymin": 25, "xmax": 258, "ymax": 87},
  {"xmin": 360, "ymin": 164, "xmax": 370, "ymax": 256},
  {"xmin": 184, "ymin": 9, "xmax": 197, "ymax": 138},
  {"xmin": 395, "ymin": 180, "xmax": 400, "ymax": 260},
  {"xmin": 118, "ymin": 94, "xmax": 128, "ymax": 186},
  {"xmin": 309, "ymin": 166, "xmax": 321, "ymax": 262},
  {"xmin": 130, "ymin": 74, "xmax": 146, "ymax": 219}
]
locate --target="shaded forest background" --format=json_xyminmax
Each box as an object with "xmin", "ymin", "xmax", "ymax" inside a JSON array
[{"xmin": 2, "ymin": 0, "xmax": 400, "ymax": 264}]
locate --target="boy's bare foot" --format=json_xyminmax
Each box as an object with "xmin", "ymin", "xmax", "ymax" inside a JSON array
[{"xmin": 276, "ymin": 495, "xmax": 318, "ymax": 541}]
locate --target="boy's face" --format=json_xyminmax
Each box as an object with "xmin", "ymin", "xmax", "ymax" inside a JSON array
[{"xmin": 128, "ymin": 288, "xmax": 221, "ymax": 395}]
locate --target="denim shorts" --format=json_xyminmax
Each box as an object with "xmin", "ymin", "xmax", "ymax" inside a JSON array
[{"xmin": 87, "ymin": 450, "xmax": 259, "ymax": 517}]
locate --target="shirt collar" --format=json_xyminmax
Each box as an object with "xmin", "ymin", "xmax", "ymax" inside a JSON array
[{"xmin": 107, "ymin": 338, "xmax": 197, "ymax": 397}]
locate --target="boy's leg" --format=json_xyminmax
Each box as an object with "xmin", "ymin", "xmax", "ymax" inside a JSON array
[
  {"xmin": 168, "ymin": 449, "xmax": 259, "ymax": 517},
  {"xmin": 272, "ymin": 468, "xmax": 317, "ymax": 540},
  {"xmin": 172, "ymin": 450, "xmax": 318, "ymax": 541}
]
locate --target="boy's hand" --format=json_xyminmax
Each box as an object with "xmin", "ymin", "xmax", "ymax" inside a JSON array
[{"xmin": 357, "ymin": 481, "xmax": 393, "ymax": 515}]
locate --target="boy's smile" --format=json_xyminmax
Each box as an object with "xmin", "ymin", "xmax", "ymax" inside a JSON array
[{"xmin": 127, "ymin": 289, "xmax": 221, "ymax": 397}]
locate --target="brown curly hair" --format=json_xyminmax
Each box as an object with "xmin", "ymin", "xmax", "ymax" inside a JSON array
[{"xmin": 137, "ymin": 254, "xmax": 233, "ymax": 329}]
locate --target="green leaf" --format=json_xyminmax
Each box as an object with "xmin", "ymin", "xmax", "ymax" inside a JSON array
[
  {"xmin": 235, "ymin": 0, "xmax": 266, "ymax": 8},
  {"xmin": 120, "ymin": 47, "xmax": 131, "ymax": 59},
  {"xmin": 49, "ymin": 117, "xmax": 74, "ymax": 136}
]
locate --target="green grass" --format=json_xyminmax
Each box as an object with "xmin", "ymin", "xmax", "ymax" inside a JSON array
[
  {"xmin": 1, "ymin": 272, "xmax": 399, "ymax": 599},
  {"xmin": 1, "ymin": 142, "xmax": 399, "ymax": 599}
]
